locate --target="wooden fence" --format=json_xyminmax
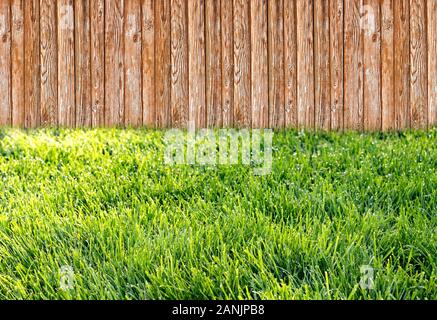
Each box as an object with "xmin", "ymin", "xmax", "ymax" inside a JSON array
[{"xmin": 0, "ymin": 0, "xmax": 436, "ymax": 130}]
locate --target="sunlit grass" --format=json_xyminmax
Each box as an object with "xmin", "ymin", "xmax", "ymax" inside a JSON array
[{"xmin": 0, "ymin": 128, "xmax": 436, "ymax": 299}]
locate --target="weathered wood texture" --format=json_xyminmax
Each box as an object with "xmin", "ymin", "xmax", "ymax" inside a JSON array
[{"xmin": 0, "ymin": 0, "xmax": 436, "ymax": 130}]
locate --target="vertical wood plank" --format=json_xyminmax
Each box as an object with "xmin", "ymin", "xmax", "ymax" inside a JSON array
[
  {"xmin": 105, "ymin": 0, "xmax": 124, "ymax": 127},
  {"xmin": 155, "ymin": 0, "xmax": 171, "ymax": 127},
  {"xmin": 363, "ymin": 0, "xmax": 381, "ymax": 131},
  {"xmin": 40, "ymin": 0, "xmax": 58, "ymax": 126},
  {"xmin": 268, "ymin": 0, "xmax": 284, "ymax": 128},
  {"xmin": 344, "ymin": 0, "xmax": 363, "ymax": 130},
  {"xmin": 171, "ymin": 0, "xmax": 188, "ymax": 128},
  {"xmin": 314, "ymin": 0, "xmax": 331, "ymax": 130},
  {"xmin": 124, "ymin": 0, "xmax": 142, "ymax": 126},
  {"xmin": 0, "ymin": 0, "xmax": 11, "ymax": 126},
  {"xmin": 427, "ymin": 0, "xmax": 437, "ymax": 127},
  {"xmin": 410, "ymin": 0, "xmax": 428, "ymax": 129},
  {"xmin": 24, "ymin": 0, "xmax": 41, "ymax": 128},
  {"xmin": 142, "ymin": 0, "xmax": 155, "ymax": 127},
  {"xmin": 205, "ymin": 0, "xmax": 222, "ymax": 127},
  {"xmin": 284, "ymin": 0, "xmax": 297, "ymax": 128},
  {"xmin": 58, "ymin": 0, "xmax": 75, "ymax": 127},
  {"xmin": 221, "ymin": 0, "xmax": 233, "ymax": 127},
  {"xmin": 90, "ymin": 0, "xmax": 105, "ymax": 127},
  {"xmin": 75, "ymin": 0, "xmax": 91, "ymax": 127},
  {"xmin": 381, "ymin": 0, "xmax": 395, "ymax": 130},
  {"xmin": 233, "ymin": 0, "xmax": 251, "ymax": 128},
  {"xmin": 188, "ymin": 0, "xmax": 206, "ymax": 128},
  {"xmin": 394, "ymin": 0, "xmax": 410, "ymax": 129},
  {"xmin": 11, "ymin": 0, "xmax": 25, "ymax": 127},
  {"xmin": 297, "ymin": 0, "xmax": 315, "ymax": 129},
  {"xmin": 330, "ymin": 0, "xmax": 344, "ymax": 131},
  {"xmin": 250, "ymin": 0, "xmax": 268, "ymax": 129}
]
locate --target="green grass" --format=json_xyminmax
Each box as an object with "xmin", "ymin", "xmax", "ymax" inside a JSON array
[{"xmin": 0, "ymin": 128, "xmax": 436, "ymax": 300}]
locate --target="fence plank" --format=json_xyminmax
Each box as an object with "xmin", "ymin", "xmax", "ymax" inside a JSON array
[
  {"xmin": 363, "ymin": 0, "xmax": 381, "ymax": 131},
  {"xmin": 171, "ymin": 0, "xmax": 188, "ymax": 128},
  {"xmin": 268, "ymin": 0, "xmax": 284, "ymax": 128},
  {"xmin": 410, "ymin": 0, "xmax": 428, "ymax": 129},
  {"xmin": 251, "ymin": 0, "xmax": 268, "ymax": 128},
  {"xmin": 40, "ymin": 0, "xmax": 58, "ymax": 126},
  {"xmin": 394, "ymin": 0, "xmax": 410, "ymax": 129},
  {"xmin": 75, "ymin": 0, "xmax": 92, "ymax": 127},
  {"xmin": 124, "ymin": 0, "xmax": 142, "ymax": 126},
  {"xmin": 90, "ymin": 0, "xmax": 105, "ymax": 127},
  {"xmin": 233, "ymin": 0, "xmax": 251, "ymax": 128},
  {"xmin": 344, "ymin": 0, "xmax": 364, "ymax": 130},
  {"xmin": 221, "ymin": 0, "xmax": 233, "ymax": 127},
  {"xmin": 330, "ymin": 0, "xmax": 344, "ymax": 130},
  {"xmin": 11, "ymin": 0, "xmax": 25, "ymax": 127},
  {"xmin": 427, "ymin": 0, "xmax": 437, "ymax": 127},
  {"xmin": 24, "ymin": 0, "xmax": 40, "ymax": 128},
  {"xmin": 381, "ymin": 0, "xmax": 395, "ymax": 131},
  {"xmin": 142, "ymin": 0, "xmax": 155, "ymax": 127},
  {"xmin": 297, "ymin": 0, "xmax": 315, "ymax": 129},
  {"xmin": 284, "ymin": 0, "xmax": 297, "ymax": 128},
  {"xmin": 105, "ymin": 0, "xmax": 124, "ymax": 127},
  {"xmin": 205, "ymin": 0, "xmax": 222, "ymax": 127},
  {"xmin": 0, "ymin": 0, "xmax": 11, "ymax": 126},
  {"xmin": 188, "ymin": 0, "xmax": 205, "ymax": 128},
  {"xmin": 314, "ymin": 0, "xmax": 331, "ymax": 130},
  {"xmin": 58, "ymin": 0, "xmax": 75, "ymax": 127},
  {"xmin": 155, "ymin": 0, "xmax": 171, "ymax": 127}
]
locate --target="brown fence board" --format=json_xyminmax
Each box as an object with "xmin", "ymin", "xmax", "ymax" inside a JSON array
[
  {"xmin": 297, "ymin": 0, "xmax": 315, "ymax": 129},
  {"xmin": 284, "ymin": 0, "xmax": 297, "ymax": 128},
  {"xmin": 314, "ymin": 0, "xmax": 331, "ymax": 130},
  {"xmin": 91, "ymin": 0, "xmax": 105, "ymax": 127},
  {"xmin": 0, "ymin": 0, "xmax": 11, "ymax": 126},
  {"xmin": 2, "ymin": 0, "xmax": 437, "ymax": 130},
  {"xmin": 11, "ymin": 0, "xmax": 25, "ymax": 127},
  {"xmin": 40, "ymin": 0, "xmax": 58, "ymax": 126},
  {"xmin": 410, "ymin": 0, "xmax": 428, "ymax": 129},
  {"xmin": 330, "ymin": 0, "xmax": 344, "ymax": 130},
  {"xmin": 124, "ymin": 0, "xmax": 142, "ymax": 127}
]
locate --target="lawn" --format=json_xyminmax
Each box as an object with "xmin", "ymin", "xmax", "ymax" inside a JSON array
[{"xmin": 0, "ymin": 128, "xmax": 436, "ymax": 299}]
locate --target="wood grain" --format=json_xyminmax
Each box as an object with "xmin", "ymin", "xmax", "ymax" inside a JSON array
[
  {"xmin": 155, "ymin": 0, "xmax": 171, "ymax": 127},
  {"xmin": 284, "ymin": 0, "xmax": 297, "ymax": 128},
  {"xmin": 297, "ymin": 0, "xmax": 315, "ymax": 129},
  {"xmin": 24, "ymin": 0, "xmax": 41, "ymax": 128},
  {"xmin": 268, "ymin": 0, "xmax": 284, "ymax": 128},
  {"xmin": 381, "ymin": 0, "xmax": 395, "ymax": 130},
  {"xmin": 0, "ymin": 0, "xmax": 11, "ymax": 126},
  {"xmin": 330, "ymin": 0, "xmax": 344, "ymax": 130},
  {"xmin": 205, "ymin": 0, "xmax": 222, "ymax": 127},
  {"xmin": 105, "ymin": 0, "xmax": 124, "ymax": 127},
  {"xmin": 427, "ymin": 0, "xmax": 437, "ymax": 127},
  {"xmin": 314, "ymin": 0, "xmax": 331, "ymax": 130},
  {"xmin": 363, "ymin": 0, "xmax": 381, "ymax": 131},
  {"xmin": 142, "ymin": 0, "xmax": 155, "ymax": 127},
  {"xmin": 171, "ymin": 0, "xmax": 188, "ymax": 128},
  {"xmin": 90, "ymin": 0, "xmax": 105, "ymax": 127},
  {"xmin": 233, "ymin": 0, "xmax": 251, "ymax": 128},
  {"xmin": 410, "ymin": 0, "xmax": 428, "ymax": 129},
  {"xmin": 344, "ymin": 0, "xmax": 364, "ymax": 130},
  {"xmin": 11, "ymin": 0, "xmax": 25, "ymax": 127},
  {"xmin": 58, "ymin": 0, "xmax": 75, "ymax": 127},
  {"xmin": 188, "ymin": 0, "xmax": 206, "ymax": 128},
  {"xmin": 251, "ymin": 0, "xmax": 268, "ymax": 129},
  {"xmin": 75, "ymin": 0, "xmax": 92, "ymax": 127},
  {"xmin": 40, "ymin": 0, "xmax": 58, "ymax": 126},
  {"xmin": 221, "ymin": 0, "xmax": 233, "ymax": 127},
  {"xmin": 124, "ymin": 0, "xmax": 142, "ymax": 126},
  {"xmin": 394, "ymin": 0, "xmax": 410, "ymax": 129}
]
